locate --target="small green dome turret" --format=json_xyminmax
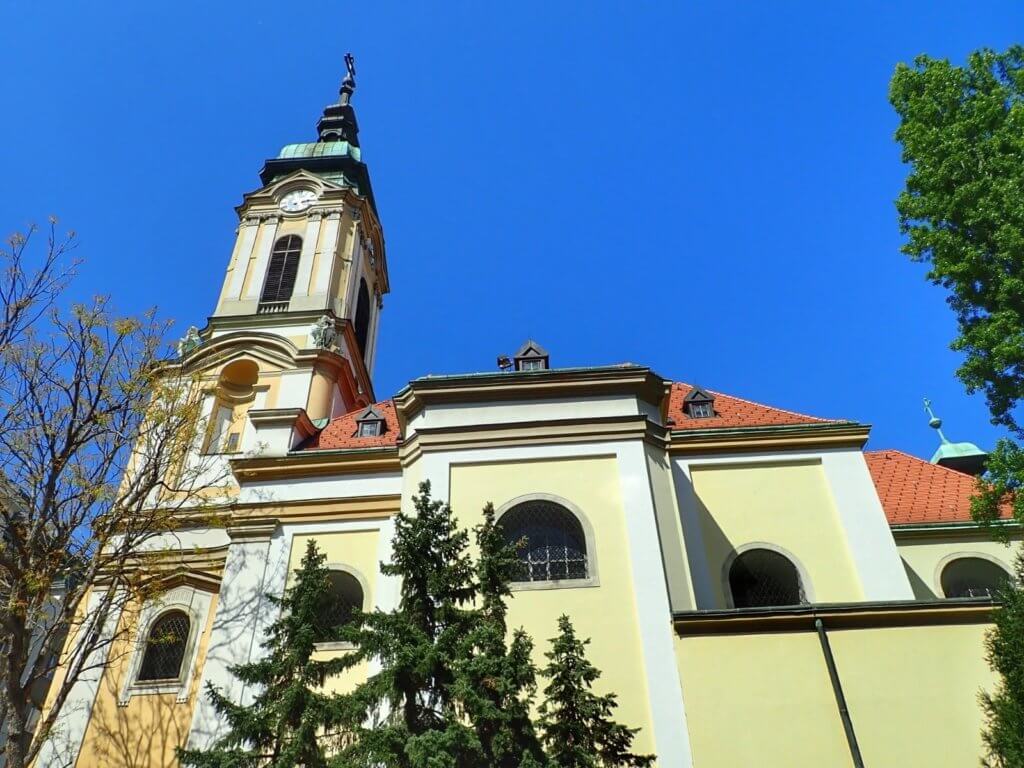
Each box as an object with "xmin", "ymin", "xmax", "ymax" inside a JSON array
[{"xmin": 923, "ymin": 398, "xmax": 988, "ymax": 476}]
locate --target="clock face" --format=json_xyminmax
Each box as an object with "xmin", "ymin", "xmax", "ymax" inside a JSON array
[{"xmin": 279, "ymin": 188, "xmax": 318, "ymax": 213}]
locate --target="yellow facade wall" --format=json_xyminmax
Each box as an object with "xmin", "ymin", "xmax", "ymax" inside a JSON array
[
  {"xmin": 830, "ymin": 622, "xmax": 996, "ymax": 766},
  {"xmin": 676, "ymin": 620, "xmax": 996, "ymax": 767},
  {"xmin": 288, "ymin": 529, "xmax": 380, "ymax": 696},
  {"xmin": 690, "ymin": 460, "xmax": 861, "ymax": 604},
  {"xmin": 676, "ymin": 631, "xmax": 853, "ymax": 766},
  {"xmin": 448, "ymin": 456, "xmax": 655, "ymax": 755},
  {"xmin": 74, "ymin": 592, "xmax": 219, "ymax": 768},
  {"xmin": 898, "ymin": 535, "xmax": 1019, "ymax": 599}
]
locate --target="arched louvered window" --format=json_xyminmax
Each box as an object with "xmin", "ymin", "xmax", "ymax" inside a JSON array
[
  {"xmin": 137, "ymin": 610, "xmax": 190, "ymax": 682},
  {"xmin": 728, "ymin": 549, "xmax": 805, "ymax": 608},
  {"xmin": 941, "ymin": 557, "xmax": 1011, "ymax": 598},
  {"xmin": 354, "ymin": 279, "xmax": 371, "ymax": 357},
  {"xmin": 260, "ymin": 235, "xmax": 302, "ymax": 304},
  {"xmin": 317, "ymin": 570, "xmax": 364, "ymax": 639},
  {"xmin": 500, "ymin": 500, "xmax": 588, "ymax": 583}
]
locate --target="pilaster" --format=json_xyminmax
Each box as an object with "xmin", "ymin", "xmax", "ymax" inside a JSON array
[
  {"xmin": 185, "ymin": 522, "xmax": 281, "ymax": 750},
  {"xmin": 223, "ymin": 216, "xmax": 260, "ymax": 302},
  {"xmin": 292, "ymin": 211, "xmax": 322, "ymax": 298},
  {"xmin": 243, "ymin": 215, "xmax": 281, "ymax": 301},
  {"xmin": 312, "ymin": 209, "xmax": 343, "ymax": 296}
]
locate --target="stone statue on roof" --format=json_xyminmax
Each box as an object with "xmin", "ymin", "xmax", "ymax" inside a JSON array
[
  {"xmin": 176, "ymin": 326, "xmax": 201, "ymax": 358},
  {"xmin": 311, "ymin": 315, "xmax": 337, "ymax": 350}
]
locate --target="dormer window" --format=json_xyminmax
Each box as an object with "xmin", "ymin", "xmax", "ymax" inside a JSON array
[
  {"xmin": 684, "ymin": 387, "xmax": 716, "ymax": 419},
  {"xmin": 513, "ymin": 340, "xmax": 550, "ymax": 372},
  {"xmin": 354, "ymin": 405, "xmax": 386, "ymax": 438}
]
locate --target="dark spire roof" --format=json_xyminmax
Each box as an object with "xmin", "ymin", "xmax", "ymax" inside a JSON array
[
  {"xmin": 316, "ymin": 52, "xmax": 360, "ymax": 147},
  {"xmin": 259, "ymin": 53, "xmax": 378, "ymax": 216}
]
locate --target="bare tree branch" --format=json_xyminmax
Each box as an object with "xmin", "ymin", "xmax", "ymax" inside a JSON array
[{"xmin": 0, "ymin": 221, "xmax": 232, "ymax": 768}]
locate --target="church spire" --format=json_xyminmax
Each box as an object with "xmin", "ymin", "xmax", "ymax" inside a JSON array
[{"xmin": 317, "ymin": 52, "xmax": 360, "ymax": 147}]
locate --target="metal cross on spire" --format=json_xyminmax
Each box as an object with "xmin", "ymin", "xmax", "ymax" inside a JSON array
[{"xmin": 340, "ymin": 52, "xmax": 357, "ymax": 105}]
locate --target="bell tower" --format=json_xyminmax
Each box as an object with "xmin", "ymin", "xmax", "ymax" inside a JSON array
[{"xmin": 209, "ymin": 53, "xmax": 388, "ymax": 391}]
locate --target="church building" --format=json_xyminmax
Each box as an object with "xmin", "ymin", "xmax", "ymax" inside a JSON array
[{"xmin": 35, "ymin": 62, "xmax": 1017, "ymax": 768}]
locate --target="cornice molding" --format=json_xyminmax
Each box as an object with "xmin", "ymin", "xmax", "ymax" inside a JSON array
[
  {"xmin": 672, "ymin": 598, "xmax": 994, "ymax": 635},
  {"xmin": 891, "ymin": 520, "xmax": 1021, "ymax": 540},
  {"xmin": 668, "ymin": 422, "xmax": 870, "ymax": 454},
  {"xmin": 399, "ymin": 415, "xmax": 666, "ymax": 462},
  {"xmin": 394, "ymin": 366, "xmax": 669, "ymax": 427},
  {"xmin": 231, "ymin": 448, "xmax": 401, "ymax": 482}
]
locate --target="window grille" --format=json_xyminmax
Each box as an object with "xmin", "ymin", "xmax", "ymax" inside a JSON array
[
  {"xmin": 728, "ymin": 549, "xmax": 805, "ymax": 608},
  {"xmin": 357, "ymin": 421, "xmax": 381, "ymax": 437},
  {"xmin": 320, "ymin": 570, "xmax": 364, "ymax": 636},
  {"xmin": 941, "ymin": 557, "xmax": 1010, "ymax": 598},
  {"xmin": 260, "ymin": 235, "xmax": 302, "ymax": 304},
  {"xmin": 137, "ymin": 610, "xmax": 190, "ymax": 681},
  {"xmin": 500, "ymin": 501, "xmax": 588, "ymax": 583},
  {"xmin": 687, "ymin": 401, "xmax": 714, "ymax": 418}
]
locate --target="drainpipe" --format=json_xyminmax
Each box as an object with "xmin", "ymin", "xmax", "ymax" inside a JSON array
[{"xmin": 815, "ymin": 617, "xmax": 865, "ymax": 768}]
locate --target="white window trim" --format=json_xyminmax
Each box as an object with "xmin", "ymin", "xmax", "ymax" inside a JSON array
[
  {"xmin": 934, "ymin": 551, "xmax": 1014, "ymax": 598},
  {"xmin": 721, "ymin": 542, "xmax": 815, "ymax": 609},
  {"xmin": 313, "ymin": 563, "xmax": 371, "ymax": 652},
  {"xmin": 118, "ymin": 585, "xmax": 213, "ymax": 706},
  {"xmin": 495, "ymin": 493, "xmax": 600, "ymax": 592}
]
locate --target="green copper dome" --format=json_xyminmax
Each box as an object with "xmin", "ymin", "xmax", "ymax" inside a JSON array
[
  {"xmin": 924, "ymin": 398, "xmax": 988, "ymax": 476},
  {"xmin": 276, "ymin": 141, "xmax": 361, "ymax": 162},
  {"xmin": 257, "ymin": 54, "xmax": 378, "ymax": 216}
]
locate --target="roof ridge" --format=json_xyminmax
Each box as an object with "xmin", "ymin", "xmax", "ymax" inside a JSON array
[{"xmin": 866, "ymin": 448, "xmax": 980, "ymax": 482}]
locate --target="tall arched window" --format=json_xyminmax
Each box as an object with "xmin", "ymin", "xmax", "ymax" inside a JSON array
[
  {"xmin": 354, "ymin": 278, "xmax": 371, "ymax": 357},
  {"xmin": 324, "ymin": 570, "xmax": 364, "ymax": 630},
  {"xmin": 499, "ymin": 500, "xmax": 588, "ymax": 583},
  {"xmin": 137, "ymin": 610, "xmax": 190, "ymax": 682},
  {"xmin": 728, "ymin": 548, "xmax": 805, "ymax": 608},
  {"xmin": 260, "ymin": 235, "xmax": 302, "ymax": 304},
  {"xmin": 941, "ymin": 557, "xmax": 1011, "ymax": 598}
]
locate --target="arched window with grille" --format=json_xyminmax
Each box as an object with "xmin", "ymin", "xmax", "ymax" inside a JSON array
[
  {"xmin": 354, "ymin": 278, "xmax": 371, "ymax": 357},
  {"xmin": 137, "ymin": 610, "xmax": 191, "ymax": 682},
  {"xmin": 317, "ymin": 569, "xmax": 365, "ymax": 640},
  {"xmin": 260, "ymin": 235, "xmax": 302, "ymax": 304},
  {"xmin": 499, "ymin": 500, "xmax": 589, "ymax": 584},
  {"xmin": 728, "ymin": 548, "xmax": 806, "ymax": 608},
  {"xmin": 940, "ymin": 557, "xmax": 1011, "ymax": 598}
]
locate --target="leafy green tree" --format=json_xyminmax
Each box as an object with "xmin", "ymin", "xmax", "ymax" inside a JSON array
[
  {"xmin": 982, "ymin": 552, "xmax": 1024, "ymax": 767},
  {"xmin": 889, "ymin": 45, "xmax": 1024, "ymax": 524},
  {"xmin": 178, "ymin": 539, "xmax": 347, "ymax": 768},
  {"xmin": 538, "ymin": 615, "xmax": 653, "ymax": 768},
  {"xmin": 890, "ymin": 45, "xmax": 1024, "ymax": 767}
]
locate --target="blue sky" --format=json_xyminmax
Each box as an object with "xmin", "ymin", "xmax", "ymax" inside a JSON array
[{"xmin": 2, "ymin": 2, "xmax": 1021, "ymax": 458}]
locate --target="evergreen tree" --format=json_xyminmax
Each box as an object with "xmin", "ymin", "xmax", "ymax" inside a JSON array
[
  {"xmin": 330, "ymin": 481, "xmax": 484, "ymax": 767},
  {"xmin": 178, "ymin": 539, "xmax": 347, "ymax": 768},
  {"xmin": 454, "ymin": 503, "xmax": 546, "ymax": 768},
  {"xmin": 982, "ymin": 552, "xmax": 1024, "ymax": 768},
  {"xmin": 538, "ymin": 616, "xmax": 654, "ymax": 768}
]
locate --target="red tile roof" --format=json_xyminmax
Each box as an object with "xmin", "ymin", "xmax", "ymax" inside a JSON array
[
  {"xmin": 303, "ymin": 400, "xmax": 400, "ymax": 450},
  {"xmin": 864, "ymin": 449, "xmax": 1005, "ymax": 526},
  {"xmin": 667, "ymin": 382, "xmax": 843, "ymax": 431},
  {"xmin": 302, "ymin": 382, "xmax": 846, "ymax": 451}
]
